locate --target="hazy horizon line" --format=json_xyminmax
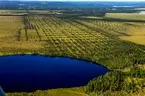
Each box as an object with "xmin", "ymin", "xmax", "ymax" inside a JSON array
[{"xmin": 0, "ymin": 0, "xmax": 145, "ymax": 2}]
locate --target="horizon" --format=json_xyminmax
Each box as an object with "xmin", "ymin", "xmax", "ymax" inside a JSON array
[{"xmin": 0, "ymin": 0, "xmax": 145, "ymax": 2}]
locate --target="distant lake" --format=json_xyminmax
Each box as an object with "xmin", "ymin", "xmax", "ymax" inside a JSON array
[{"xmin": 0, "ymin": 55, "xmax": 109, "ymax": 92}]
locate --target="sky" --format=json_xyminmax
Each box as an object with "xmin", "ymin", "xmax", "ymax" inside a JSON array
[
  {"xmin": 2, "ymin": 0, "xmax": 145, "ymax": 2},
  {"xmin": 37, "ymin": 0, "xmax": 145, "ymax": 1}
]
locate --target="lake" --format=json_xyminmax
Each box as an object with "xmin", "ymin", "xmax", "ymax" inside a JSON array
[{"xmin": 0, "ymin": 55, "xmax": 109, "ymax": 92}]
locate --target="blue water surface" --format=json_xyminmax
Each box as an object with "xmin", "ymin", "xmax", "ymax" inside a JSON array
[{"xmin": 0, "ymin": 55, "xmax": 109, "ymax": 92}]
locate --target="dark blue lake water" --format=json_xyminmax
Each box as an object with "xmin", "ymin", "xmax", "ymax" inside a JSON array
[{"xmin": 0, "ymin": 55, "xmax": 109, "ymax": 92}]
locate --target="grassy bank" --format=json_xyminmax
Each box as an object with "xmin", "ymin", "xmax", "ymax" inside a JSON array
[{"xmin": 6, "ymin": 88, "xmax": 88, "ymax": 96}]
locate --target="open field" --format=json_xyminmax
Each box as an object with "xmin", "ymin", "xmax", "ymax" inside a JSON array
[
  {"xmin": 0, "ymin": 16, "xmax": 46, "ymax": 55},
  {"xmin": 106, "ymin": 13, "xmax": 145, "ymax": 20},
  {"xmin": 0, "ymin": 10, "xmax": 27, "ymax": 15},
  {"xmin": 0, "ymin": 11, "xmax": 145, "ymax": 96},
  {"xmin": 120, "ymin": 36, "xmax": 145, "ymax": 45},
  {"xmin": 0, "ymin": 10, "xmax": 60, "ymax": 16},
  {"xmin": 120, "ymin": 26, "xmax": 145, "ymax": 45}
]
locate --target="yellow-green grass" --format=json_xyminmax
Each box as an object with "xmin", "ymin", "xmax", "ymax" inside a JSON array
[
  {"xmin": 106, "ymin": 13, "xmax": 145, "ymax": 20},
  {"xmin": 120, "ymin": 26, "xmax": 145, "ymax": 45},
  {"xmin": 0, "ymin": 10, "xmax": 26, "ymax": 15},
  {"xmin": 28, "ymin": 10, "xmax": 55, "ymax": 14},
  {"xmin": 79, "ymin": 16, "xmax": 103, "ymax": 19},
  {"xmin": 120, "ymin": 36, "xmax": 145, "ymax": 45},
  {"xmin": 6, "ymin": 87, "xmax": 88, "ymax": 96},
  {"xmin": 0, "ymin": 16, "xmax": 46, "ymax": 54},
  {"xmin": 137, "ymin": 64, "xmax": 145, "ymax": 70}
]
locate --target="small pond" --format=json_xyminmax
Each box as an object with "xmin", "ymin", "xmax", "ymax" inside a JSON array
[{"xmin": 0, "ymin": 55, "xmax": 109, "ymax": 92}]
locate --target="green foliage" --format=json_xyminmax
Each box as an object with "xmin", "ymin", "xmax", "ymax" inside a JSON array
[
  {"xmin": 85, "ymin": 66, "xmax": 145, "ymax": 94},
  {"xmin": 127, "ymin": 67, "xmax": 145, "ymax": 78},
  {"xmin": 85, "ymin": 71, "xmax": 125, "ymax": 93}
]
